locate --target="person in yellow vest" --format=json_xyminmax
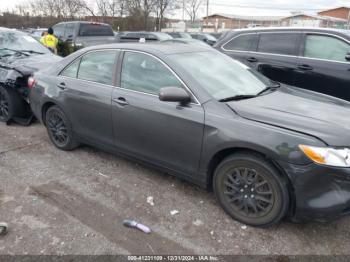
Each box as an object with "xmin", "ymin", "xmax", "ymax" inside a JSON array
[
  {"xmin": 42, "ymin": 28, "xmax": 58, "ymax": 55},
  {"xmin": 40, "ymin": 31, "xmax": 48, "ymax": 46}
]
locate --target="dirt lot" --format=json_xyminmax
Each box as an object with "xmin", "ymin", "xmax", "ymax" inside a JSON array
[{"xmin": 1, "ymin": 122, "xmax": 350, "ymax": 255}]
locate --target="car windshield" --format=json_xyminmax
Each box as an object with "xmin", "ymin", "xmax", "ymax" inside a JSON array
[
  {"xmin": 170, "ymin": 51, "xmax": 272, "ymax": 100},
  {"xmin": 153, "ymin": 33, "xmax": 173, "ymax": 41},
  {"xmin": 0, "ymin": 31, "xmax": 50, "ymax": 55},
  {"xmin": 204, "ymin": 34, "xmax": 217, "ymax": 41},
  {"xmin": 180, "ymin": 33, "xmax": 192, "ymax": 39}
]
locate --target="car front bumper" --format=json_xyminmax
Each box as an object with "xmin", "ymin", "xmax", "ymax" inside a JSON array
[{"xmin": 278, "ymin": 160, "xmax": 350, "ymax": 222}]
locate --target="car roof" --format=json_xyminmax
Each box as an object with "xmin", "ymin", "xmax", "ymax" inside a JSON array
[
  {"xmin": 55, "ymin": 21, "xmax": 111, "ymax": 26},
  {"xmin": 82, "ymin": 42, "xmax": 212, "ymax": 55},
  {"xmin": 228, "ymin": 26, "xmax": 350, "ymax": 34}
]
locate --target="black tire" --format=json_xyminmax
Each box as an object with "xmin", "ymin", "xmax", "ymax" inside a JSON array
[
  {"xmin": 213, "ymin": 153, "xmax": 289, "ymax": 227},
  {"xmin": 0, "ymin": 87, "xmax": 25, "ymax": 122},
  {"xmin": 45, "ymin": 105, "xmax": 78, "ymax": 151}
]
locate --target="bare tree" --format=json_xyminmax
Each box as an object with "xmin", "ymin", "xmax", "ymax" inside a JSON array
[
  {"xmin": 184, "ymin": 0, "xmax": 202, "ymax": 23},
  {"xmin": 155, "ymin": 0, "xmax": 179, "ymax": 31},
  {"xmin": 127, "ymin": 0, "xmax": 157, "ymax": 30}
]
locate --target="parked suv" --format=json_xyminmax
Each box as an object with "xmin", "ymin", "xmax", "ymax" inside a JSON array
[
  {"xmin": 215, "ymin": 28, "xmax": 350, "ymax": 101},
  {"xmin": 117, "ymin": 32, "xmax": 172, "ymax": 42},
  {"xmin": 52, "ymin": 21, "xmax": 117, "ymax": 56}
]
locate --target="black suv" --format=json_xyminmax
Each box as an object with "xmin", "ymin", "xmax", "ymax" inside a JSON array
[
  {"xmin": 215, "ymin": 28, "xmax": 350, "ymax": 101},
  {"xmin": 52, "ymin": 21, "xmax": 117, "ymax": 56}
]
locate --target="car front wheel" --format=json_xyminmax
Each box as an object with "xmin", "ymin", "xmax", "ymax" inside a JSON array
[
  {"xmin": 0, "ymin": 87, "xmax": 24, "ymax": 123},
  {"xmin": 213, "ymin": 153, "xmax": 289, "ymax": 227},
  {"xmin": 45, "ymin": 105, "xmax": 78, "ymax": 151}
]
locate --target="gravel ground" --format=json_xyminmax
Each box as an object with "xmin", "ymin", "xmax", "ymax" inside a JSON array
[{"xmin": 1, "ymin": 122, "xmax": 350, "ymax": 256}]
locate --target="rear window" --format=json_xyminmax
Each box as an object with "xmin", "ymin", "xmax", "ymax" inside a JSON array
[
  {"xmin": 257, "ymin": 33, "xmax": 299, "ymax": 56},
  {"xmin": 78, "ymin": 24, "xmax": 114, "ymax": 37}
]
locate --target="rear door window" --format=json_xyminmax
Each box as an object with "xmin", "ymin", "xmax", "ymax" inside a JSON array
[
  {"xmin": 78, "ymin": 24, "xmax": 114, "ymax": 36},
  {"xmin": 77, "ymin": 50, "xmax": 118, "ymax": 85},
  {"xmin": 223, "ymin": 34, "xmax": 258, "ymax": 51},
  {"xmin": 257, "ymin": 33, "xmax": 299, "ymax": 55},
  {"xmin": 304, "ymin": 34, "xmax": 350, "ymax": 62}
]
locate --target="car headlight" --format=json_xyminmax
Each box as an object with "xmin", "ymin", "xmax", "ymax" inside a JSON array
[{"xmin": 299, "ymin": 145, "xmax": 350, "ymax": 167}]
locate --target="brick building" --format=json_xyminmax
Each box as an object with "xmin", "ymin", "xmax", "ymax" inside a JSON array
[
  {"xmin": 202, "ymin": 13, "xmax": 283, "ymax": 31},
  {"xmin": 318, "ymin": 6, "xmax": 350, "ymax": 20},
  {"xmin": 280, "ymin": 13, "xmax": 348, "ymax": 28}
]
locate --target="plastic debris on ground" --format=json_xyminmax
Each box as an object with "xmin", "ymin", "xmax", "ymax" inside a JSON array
[
  {"xmin": 146, "ymin": 196, "xmax": 154, "ymax": 206},
  {"xmin": 122, "ymin": 219, "xmax": 151, "ymax": 234},
  {"xmin": 193, "ymin": 219, "xmax": 204, "ymax": 226},
  {"xmin": 170, "ymin": 210, "xmax": 179, "ymax": 216}
]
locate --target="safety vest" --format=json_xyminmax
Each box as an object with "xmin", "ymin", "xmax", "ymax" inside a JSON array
[{"xmin": 43, "ymin": 34, "xmax": 58, "ymax": 48}]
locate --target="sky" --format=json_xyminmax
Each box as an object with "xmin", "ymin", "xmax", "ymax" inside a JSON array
[{"xmin": 0, "ymin": 0, "xmax": 349, "ymax": 18}]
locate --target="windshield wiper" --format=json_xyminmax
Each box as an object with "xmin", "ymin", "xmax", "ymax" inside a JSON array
[
  {"xmin": 0, "ymin": 48, "xmax": 30, "ymax": 57},
  {"xmin": 256, "ymin": 83, "xmax": 280, "ymax": 96},
  {"xmin": 17, "ymin": 50, "xmax": 45, "ymax": 54},
  {"xmin": 219, "ymin": 94, "xmax": 257, "ymax": 102}
]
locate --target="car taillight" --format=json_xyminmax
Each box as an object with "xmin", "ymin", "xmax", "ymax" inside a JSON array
[{"xmin": 28, "ymin": 76, "xmax": 36, "ymax": 89}]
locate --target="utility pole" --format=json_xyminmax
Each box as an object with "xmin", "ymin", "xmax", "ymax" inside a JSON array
[
  {"xmin": 205, "ymin": 0, "xmax": 209, "ymax": 31},
  {"xmin": 206, "ymin": 0, "xmax": 209, "ymax": 18},
  {"xmin": 182, "ymin": 0, "xmax": 185, "ymax": 21}
]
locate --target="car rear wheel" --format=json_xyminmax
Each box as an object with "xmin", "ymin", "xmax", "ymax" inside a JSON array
[
  {"xmin": 45, "ymin": 106, "xmax": 78, "ymax": 151},
  {"xmin": 213, "ymin": 153, "xmax": 289, "ymax": 227},
  {"xmin": 0, "ymin": 87, "xmax": 24, "ymax": 122}
]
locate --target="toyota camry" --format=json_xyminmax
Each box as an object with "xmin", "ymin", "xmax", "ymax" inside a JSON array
[{"xmin": 29, "ymin": 43, "xmax": 350, "ymax": 227}]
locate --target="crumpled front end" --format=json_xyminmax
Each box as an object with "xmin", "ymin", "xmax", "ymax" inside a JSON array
[{"xmin": 278, "ymin": 160, "xmax": 350, "ymax": 222}]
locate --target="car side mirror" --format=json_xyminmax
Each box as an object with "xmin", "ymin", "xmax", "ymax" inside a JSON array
[
  {"xmin": 159, "ymin": 87, "xmax": 191, "ymax": 104},
  {"xmin": 346, "ymin": 52, "xmax": 350, "ymax": 61}
]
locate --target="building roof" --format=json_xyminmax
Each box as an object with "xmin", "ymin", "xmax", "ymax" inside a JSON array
[
  {"xmin": 318, "ymin": 6, "xmax": 350, "ymax": 13},
  {"xmin": 282, "ymin": 13, "xmax": 348, "ymax": 22},
  {"xmin": 203, "ymin": 13, "xmax": 284, "ymax": 21}
]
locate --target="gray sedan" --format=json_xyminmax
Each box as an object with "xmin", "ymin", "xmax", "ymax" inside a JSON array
[{"xmin": 29, "ymin": 43, "xmax": 350, "ymax": 227}]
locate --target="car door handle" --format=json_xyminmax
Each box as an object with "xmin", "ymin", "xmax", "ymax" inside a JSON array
[
  {"xmin": 297, "ymin": 64, "xmax": 313, "ymax": 71},
  {"xmin": 247, "ymin": 57, "xmax": 258, "ymax": 63},
  {"xmin": 113, "ymin": 97, "xmax": 129, "ymax": 106},
  {"xmin": 57, "ymin": 82, "xmax": 67, "ymax": 90}
]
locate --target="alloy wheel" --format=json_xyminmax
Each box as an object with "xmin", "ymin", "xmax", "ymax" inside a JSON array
[
  {"xmin": 0, "ymin": 91, "xmax": 9, "ymax": 120},
  {"xmin": 47, "ymin": 111, "xmax": 68, "ymax": 147},
  {"xmin": 223, "ymin": 167, "xmax": 274, "ymax": 218}
]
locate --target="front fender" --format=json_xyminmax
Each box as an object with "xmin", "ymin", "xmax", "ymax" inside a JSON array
[{"xmin": 198, "ymin": 100, "xmax": 326, "ymax": 184}]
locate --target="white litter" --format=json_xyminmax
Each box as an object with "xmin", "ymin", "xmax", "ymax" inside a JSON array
[
  {"xmin": 170, "ymin": 210, "xmax": 179, "ymax": 216},
  {"xmin": 98, "ymin": 172, "xmax": 109, "ymax": 178},
  {"xmin": 241, "ymin": 225, "xmax": 247, "ymax": 230},
  {"xmin": 193, "ymin": 219, "xmax": 204, "ymax": 226},
  {"xmin": 147, "ymin": 196, "xmax": 154, "ymax": 206}
]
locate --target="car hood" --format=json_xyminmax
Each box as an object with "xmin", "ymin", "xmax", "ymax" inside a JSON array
[
  {"xmin": 227, "ymin": 86, "xmax": 350, "ymax": 146},
  {"xmin": 0, "ymin": 53, "xmax": 62, "ymax": 74}
]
